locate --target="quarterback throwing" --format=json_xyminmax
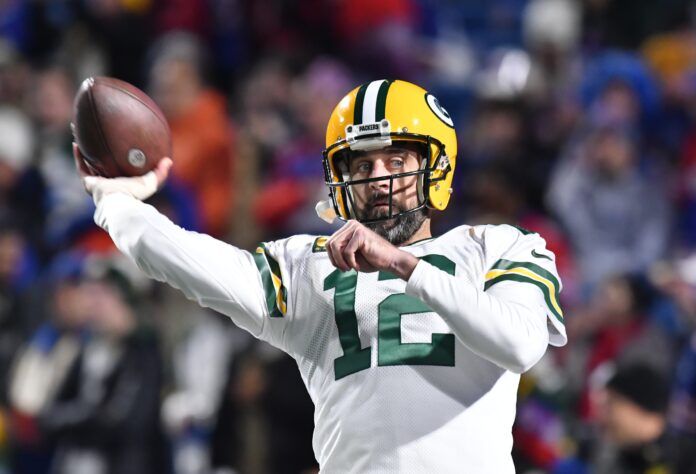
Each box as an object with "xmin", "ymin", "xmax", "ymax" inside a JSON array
[{"xmin": 76, "ymin": 80, "xmax": 566, "ymax": 473}]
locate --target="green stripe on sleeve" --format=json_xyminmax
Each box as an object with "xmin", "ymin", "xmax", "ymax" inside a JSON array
[
  {"xmin": 486, "ymin": 259, "xmax": 563, "ymax": 322},
  {"xmin": 489, "ymin": 259, "xmax": 561, "ymax": 290},
  {"xmin": 252, "ymin": 244, "xmax": 286, "ymax": 318},
  {"xmin": 484, "ymin": 273, "xmax": 563, "ymax": 323}
]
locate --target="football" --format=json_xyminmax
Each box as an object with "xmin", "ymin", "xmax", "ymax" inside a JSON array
[{"xmin": 72, "ymin": 76, "xmax": 172, "ymax": 178}]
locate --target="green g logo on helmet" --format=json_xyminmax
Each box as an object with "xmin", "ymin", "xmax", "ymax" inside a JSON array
[{"xmin": 425, "ymin": 93, "xmax": 454, "ymax": 128}]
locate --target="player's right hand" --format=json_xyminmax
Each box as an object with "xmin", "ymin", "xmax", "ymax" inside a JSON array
[
  {"xmin": 73, "ymin": 142, "xmax": 172, "ymax": 205},
  {"xmin": 327, "ymin": 219, "xmax": 419, "ymax": 280}
]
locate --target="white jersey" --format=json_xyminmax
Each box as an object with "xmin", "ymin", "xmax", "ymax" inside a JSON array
[{"xmin": 95, "ymin": 194, "xmax": 567, "ymax": 474}]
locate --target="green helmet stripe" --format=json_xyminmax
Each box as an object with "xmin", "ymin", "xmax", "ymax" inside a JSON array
[
  {"xmin": 353, "ymin": 83, "xmax": 368, "ymax": 125},
  {"xmin": 375, "ymin": 80, "xmax": 392, "ymax": 122}
]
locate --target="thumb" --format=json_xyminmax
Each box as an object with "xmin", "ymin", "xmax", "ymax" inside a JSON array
[
  {"xmin": 83, "ymin": 176, "xmax": 101, "ymax": 194},
  {"xmin": 154, "ymin": 158, "xmax": 173, "ymax": 188}
]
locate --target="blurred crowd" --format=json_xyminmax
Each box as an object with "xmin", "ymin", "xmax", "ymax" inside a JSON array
[{"xmin": 2, "ymin": 0, "xmax": 696, "ymax": 473}]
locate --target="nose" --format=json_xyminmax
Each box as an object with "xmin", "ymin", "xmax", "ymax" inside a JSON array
[{"xmin": 368, "ymin": 159, "xmax": 390, "ymax": 190}]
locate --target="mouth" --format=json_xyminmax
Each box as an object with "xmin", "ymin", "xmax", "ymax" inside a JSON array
[
  {"xmin": 362, "ymin": 195, "xmax": 399, "ymax": 219},
  {"xmin": 370, "ymin": 196, "xmax": 391, "ymax": 206}
]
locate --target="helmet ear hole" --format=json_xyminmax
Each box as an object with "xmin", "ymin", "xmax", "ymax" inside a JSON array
[{"xmin": 333, "ymin": 149, "xmax": 351, "ymax": 181}]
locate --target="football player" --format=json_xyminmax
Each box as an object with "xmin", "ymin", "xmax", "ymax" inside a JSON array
[{"xmin": 76, "ymin": 80, "xmax": 567, "ymax": 473}]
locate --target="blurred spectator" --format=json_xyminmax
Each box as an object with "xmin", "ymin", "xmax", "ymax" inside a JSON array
[
  {"xmin": 0, "ymin": 39, "xmax": 31, "ymax": 107},
  {"xmin": 154, "ymin": 0, "xmax": 210, "ymax": 38},
  {"xmin": 548, "ymin": 125, "xmax": 670, "ymax": 290},
  {"xmin": 642, "ymin": 27, "xmax": 696, "ymax": 156},
  {"xmin": 466, "ymin": 98, "xmax": 529, "ymax": 167},
  {"xmin": 8, "ymin": 253, "xmax": 91, "ymax": 474},
  {"xmin": 594, "ymin": 364, "xmax": 671, "ymax": 474},
  {"xmin": 82, "ymin": 0, "xmax": 152, "ymax": 86},
  {"xmin": 649, "ymin": 255, "xmax": 696, "ymax": 472},
  {"xmin": 238, "ymin": 57, "xmax": 294, "ymax": 165},
  {"xmin": 333, "ymin": 0, "xmax": 422, "ymax": 78},
  {"xmin": 524, "ymin": 0, "xmax": 581, "ymax": 58},
  {"xmin": 672, "ymin": 93, "xmax": 696, "ymax": 249},
  {"xmin": 0, "ymin": 214, "xmax": 39, "ymax": 405},
  {"xmin": 568, "ymin": 275, "xmax": 673, "ymax": 422},
  {"xmin": 669, "ymin": 332, "xmax": 696, "ymax": 474},
  {"xmin": 37, "ymin": 257, "xmax": 165, "ymax": 474},
  {"xmin": 240, "ymin": 0, "xmax": 334, "ymax": 63},
  {"xmin": 0, "ymin": 1, "xmax": 29, "ymax": 54},
  {"xmin": 162, "ymin": 309, "xmax": 236, "ymax": 474},
  {"xmin": 232, "ymin": 57, "xmax": 294, "ymax": 245},
  {"xmin": 253, "ymin": 58, "xmax": 350, "ymax": 237},
  {"xmin": 460, "ymin": 95, "xmax": 558, "ymax": 211},
  {"xmin": 583, "ymin": 0, "xmax": 691, "ymax": 50},
  {"xmin": 212, "ymin": 342, "xmax": 317, "ymax": 474},
  {"xmin": 29, "ymin": 65, "xmax": 96, "ymax": 252},
  {"xmin": 580, "ymin": 52, "xmax": 661, "ymax": 132},
  {"xmin": 0, "ymin": 106, "xmax": 32, "ymax": 192},
  {"xmin": 0, "ymin": 105, "xmax": 46, "ymax": 249},
  {"xmin": 149, "ymin": 32, "xmax": 235, "ymax": 237}
]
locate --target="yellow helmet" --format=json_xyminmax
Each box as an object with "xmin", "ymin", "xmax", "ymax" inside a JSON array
[{"xmin": 322, "ymin": 79, "xmax": 457, "ymax": 223}]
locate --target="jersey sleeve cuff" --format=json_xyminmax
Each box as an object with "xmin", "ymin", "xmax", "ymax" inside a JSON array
[
  {"xmin": 405, "ymin": 259, "xmax": 437, "ymax": 300},
  {"xmin": 406, "ymin": 258, "xmax": 480, "ymax": 302},
  {"xmin": 94, "ymin": 192, "xmax": 142, "ymax": 231}
]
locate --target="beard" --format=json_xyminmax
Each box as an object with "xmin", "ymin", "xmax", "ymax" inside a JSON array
[{"xmin": 360, "ymin": 196, "xmax": 428, "ymax": 246}]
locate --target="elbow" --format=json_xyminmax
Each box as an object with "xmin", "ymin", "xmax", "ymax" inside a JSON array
[
  {"xmin": 505, "ymin": 356, "xmax": 539, "ymax": 375},
  {"xmin": 503, "ymin": 339, "xmax": 547, "ymax": 374}
]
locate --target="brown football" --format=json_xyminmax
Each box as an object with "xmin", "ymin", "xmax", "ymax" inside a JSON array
[{"xmin": 72, "ymin": 76, "xmax": 172, "ymax": 178}]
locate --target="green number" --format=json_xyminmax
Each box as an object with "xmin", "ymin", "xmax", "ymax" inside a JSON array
[
  {"xmin": 323, "ymin": 254, "xmax": 456, "ymax": 379},
  {"xmin": 323, "ymin": 269, "xmax": 372, "ymax": 380},
  {"xmin": 377, "ymin": 293, "xmax": 455, "ymax": 367}
]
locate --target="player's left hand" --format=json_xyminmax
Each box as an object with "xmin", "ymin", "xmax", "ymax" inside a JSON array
[{"xmin": 326, "ymin": 220, "xmax": 419, "ymax": 280}]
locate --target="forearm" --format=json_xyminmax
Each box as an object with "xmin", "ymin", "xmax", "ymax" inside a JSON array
[
  {"xmin": 94, "ymin": 193, "xmax": 267, "ymax": 336},
  {"xmin": 405, "ymin": 260, "xmax": 549, "ymax": 373}
]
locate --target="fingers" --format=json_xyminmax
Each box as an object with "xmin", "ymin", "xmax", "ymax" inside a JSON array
[
  {"xmin": 154, "ymin": 157, "xmax": 173, "ymax": 188},
  {"xmin": 343, "ymin": 228, "xmax": 364, "ymax": 272},
  {"xmin": 74, "ymin": 142, "xmax": 99, "ymax": 196},
  {"xmin": 327, "ymin": 221, "xmax": 359, "ymax": 272},
  {"xmin": 327, "ymin": 221, "xmax": 401, "ymax": 274},
  {"xmin": 330, "ymin": 228, "xmax": 353, "ymax": 271},
  {"xmin": 83, "ymin": 176, "xmax": 99, "ymax": 193},
  {"xmin": 73, "ymin": 142, "xmax": 92, "ymax": 179},
  {"xmin": 327, "ymin": 221, "xmax": 373, "ymax": 273}
]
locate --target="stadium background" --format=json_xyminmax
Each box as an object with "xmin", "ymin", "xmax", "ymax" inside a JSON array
[{"xmin": 0, "ymin": 0, "xmax": 695, "ymax": 472}]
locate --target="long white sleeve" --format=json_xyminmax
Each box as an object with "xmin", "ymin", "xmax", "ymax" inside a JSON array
[
  {"xmin": 405, "ymin": 260, "xmax": 549, "ymax": 374},
  {"xmin": 94, "ymin": 193, "xmax": 269, "ymax": 337}
]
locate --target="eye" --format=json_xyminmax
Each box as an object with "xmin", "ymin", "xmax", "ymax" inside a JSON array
[
  {"xmin": 390, "ymin": 158, "xmax": 404, "ymax": 169},
  {"xmin": 355, "ymin": 161, "xmax": 371, "ymax": 174}
]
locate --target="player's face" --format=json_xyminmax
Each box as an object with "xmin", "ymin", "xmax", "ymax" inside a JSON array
[
  {"xmin": 347, "ymin": 145, "xmax": 422, "ymax": 222},
  {"xmin": 344, "ymin": 145, "xmax": 429, "ymax": 245}
]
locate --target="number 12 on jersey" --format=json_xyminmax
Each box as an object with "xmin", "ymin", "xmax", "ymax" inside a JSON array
[{"xmin": 323, "ymin": 255, "xmax": 456, "ymax": 380}]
